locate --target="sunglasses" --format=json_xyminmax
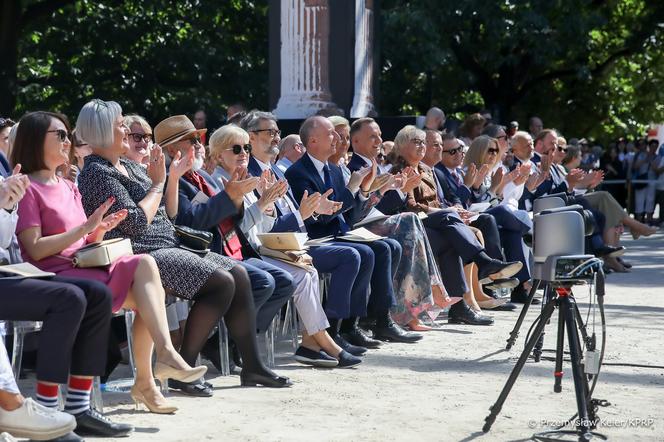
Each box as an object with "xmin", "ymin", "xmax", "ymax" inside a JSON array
[
  {"xmin": 443, "ymin": 147, "xmax": 463, "ymax": 155},
  {"xmin": 252, "ymin": 128, "xmax": 281, "ymax": 138},
  {"xmin": 487, "ymin": 148, "xmax": 500, "ymax": 154},
  {"xmin": 128, "ymin": 132, "xmax": 153, "ymax": 143},
  {"xmin": 47, "ymin": 129, "xmax": 70, "ymax": 142},
  {"xmin": 185, "ymin": 137, "xmax": 202, "ymax": 146},
  {"xmin": 226, "ymin": 144, "xmax": 252, "ymax": 155},
  {"xmin": 557, "ymin": 146, "xmax": 568, "ymax": 153}
]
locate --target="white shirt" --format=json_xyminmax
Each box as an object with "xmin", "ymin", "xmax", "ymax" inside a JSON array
[
  {"xmin": 253, "ymin": 157, "xmax": 305, "ymax": 230},
  {"xmin": 307, "ymin": 153, "xmax": 328, "ymax": 183},
  {"xmin": 275, "ymin": 157, "xmax": 292, "ymax": 173}
]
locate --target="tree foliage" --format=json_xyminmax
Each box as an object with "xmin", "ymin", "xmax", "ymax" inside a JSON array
[
  {"xmin": 7, "ymin": 0, "xmax": 268, "ymax": 125},
  {"xmin": 379, "ymin": 0, "xmax": 664, "ymax": 139}
]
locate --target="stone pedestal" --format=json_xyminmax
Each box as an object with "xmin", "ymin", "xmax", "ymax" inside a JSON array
[
  {"xmin": 274, "ymin": 0, "xmax": 339, "ymax": 119},
  {"xmin": 350, "ymin": 0, "xmax": 375, "ymax": 118}
]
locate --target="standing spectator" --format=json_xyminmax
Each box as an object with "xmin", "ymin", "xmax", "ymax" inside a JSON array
[
  {"xmin": 457, "ymin": 113, "xmax": 486, "ymax": 146},
  {"xmin": 0, "ymin": 118, "xmax": 15, "ymax": 177},
  {"xmin": 632, "ymin": 139, "xmax": 658, "ymax": 224},
  {"xmin": 193, "ymin": 110, "xmax": 207, "ymax": 145},
  {"xmin": 226, "ymin": 103, "xmax": 246, "ymax": 122},
  {"xmin": 528, "ymin": 116, "xmax": 543, "ymax": 138},
  {"xmin": 601, "ymin": 145, "xmax": 627, "ymax": 208},
  {"xmin": 654, "ymin": 148, "xmax": 664, "ymax": 225},
  {"xmin": 423, "ymin": 107, "xmax": 445, "ymax": 131}
]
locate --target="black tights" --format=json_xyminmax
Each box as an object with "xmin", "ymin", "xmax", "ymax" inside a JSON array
[{"xmin": 179, "ymin": 265, "xmax": 271, "ymax": 376}]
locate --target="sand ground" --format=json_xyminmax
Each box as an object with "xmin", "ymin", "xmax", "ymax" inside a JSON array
[{"xmin": 16, "ymin": 232, "xmax": 664, "ymax": 441}]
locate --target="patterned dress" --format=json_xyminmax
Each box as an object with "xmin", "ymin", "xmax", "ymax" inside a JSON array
[{"xmin": 78, "ymin": 155, "xmax": 235, "ymax": 300}]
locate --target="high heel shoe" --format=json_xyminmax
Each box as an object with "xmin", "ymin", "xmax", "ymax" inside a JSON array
[
  {"xmin": 240, "ymin": 371, "xmax": 292, "ymax": 388},
  {"xmin": 130, "ymin": 385, "xmax": 178, "ymax": 414},
  {"xmin": 153, "ymin": 362, "xmax": 207, "ymax": 385},
  {"xmin": 432, "ymin": 286, "xmax": 463, "ymax": 309}
]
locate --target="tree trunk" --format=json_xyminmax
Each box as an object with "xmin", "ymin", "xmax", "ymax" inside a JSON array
[{"xmin": 0, "ymin": 0, "xmax": 21, "ymax": 116}]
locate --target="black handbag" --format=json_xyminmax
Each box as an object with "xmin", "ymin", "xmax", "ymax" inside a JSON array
[{"xmin": 174, "ymin": 225, "xmax": 213, "ymax": 255}]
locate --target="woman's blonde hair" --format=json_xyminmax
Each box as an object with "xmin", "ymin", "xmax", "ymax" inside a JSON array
[
  {"xmin": 208, "ymin": 124, "xmax": 250, "ymax": 165},
  {"xmin": 393, "ymin": 125, "xmax": 425, "ymax": 156},
  {"xmin": 328, "ymin": 115, "xmax": 349, "ymax": 129},
  {"xmin": 463, "ymin": 135, "xmax": 499, "ymax": 169},
  {"xmin": 124, "ymin": 114, "xmax": 152, "ymax": 134}
]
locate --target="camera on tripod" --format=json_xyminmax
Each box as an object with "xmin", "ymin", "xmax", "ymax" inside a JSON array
[{"xmin": 532, "ymin": 193, "xmax": 596, "ymax": 283}]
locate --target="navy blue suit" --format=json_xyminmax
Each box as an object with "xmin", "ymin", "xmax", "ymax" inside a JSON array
[
  {"xmin": 286, "ymin": 154, "xmax": 401, "ymax": 316},
  {"xmin": 0, "ymin": 153, "xmax": 10, "ymax": 178},
  {"xmin": 174, "ymin": 169, "xmax": 294, "ymax": 333},
  {"xmin": 248, "ymin": 157, "xmax": 372, "ymax": 319},
  {"xmin": 346, "ymin": 154, "xmax": 407, "ymax": 215}
]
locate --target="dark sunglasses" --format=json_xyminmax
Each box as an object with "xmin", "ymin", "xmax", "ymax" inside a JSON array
[
  {"xmin": 443, "ymin": 147, "xmax": 463, "ymax": 155},
  {"xmin": 128, "ymin": 132, "xmax": 153, "ymax": 143},
  {"xmin": 185, "ymin": 137, "xmax": 202, "ymax": 145},
  {"xmin": 487, "ymin": 148, "xmax": 500, "ymax": 154},
  {"xmin": 47, "ymin": 129, "xmax": 70, "ymax": 142},
  {"xmin": 557, "ymin": 146, "xmax": 568, "ymax": 153},
  {"xmin": 226, "ymin": 144, "xmax": 252, "ymax": 155}
]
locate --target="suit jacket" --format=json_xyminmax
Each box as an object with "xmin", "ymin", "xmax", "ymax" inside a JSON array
[
  {"xmin": 174, "ymin": 169, "xmax": 259, "ymax": 259},
  {"xmin": 247, "ymin": 156, "xmax": 301, "ymax": 233},
  {"xmin": 285, "ymin": 154, "xmax": 362, "ymax": 239},
  {"xmin": 436, "ymin": 164, "xmax": 473, "ymax": 204},
  {"xmin": 0, "ymin": 153, "xmax": 10, "ymax": 178},
  {"xmin": 433, "ymin": 167, "xmax": 463, "ymax": 207},
  {"xmin": 346, "ymin": 153, "xmax": 407, "ymax": 215}
]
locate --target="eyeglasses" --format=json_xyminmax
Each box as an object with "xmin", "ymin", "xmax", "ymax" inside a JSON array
[
  {"xmin": 184, "ymin": 137, "xmax": 202, "ymax": 146},
  {"xmin": 128, "ymin": 132, "xmax": 153, "ymax": 143},
  {"xmin": 411, "ymin": 139, "xmax": 425, "ymax": 146},
  {"xmin": 557, "ymin": 146, "xmax": 568, "ymax": 153},
  {"xmin": 47, "ymin": 129, "xmax": 70, "ymax": 142},
  {"xmin": 252, "ymin": 129, "xmax": 281, "ymax": 138},
  {"xmin": 443, "ymin": 147, "xmax": 463, "ymax": 155},
  {"xmin": 225, "ymin": 144, "xmax": 252, "ymax": 155},
  {"xmin": 487, "ymin": 148, "xmax": 500, "ymax": 154}
]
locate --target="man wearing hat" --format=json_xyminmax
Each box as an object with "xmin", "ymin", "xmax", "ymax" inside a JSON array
[{"xmin": 154, "ymin": 115, "xmax": 295, "ymax": 387}]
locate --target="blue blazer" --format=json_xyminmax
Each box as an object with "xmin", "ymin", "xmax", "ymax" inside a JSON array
[
  {"xmin": 174, "ymin": 170, "xmax": 258, "ymax": 258},
  {"xmin": 346, "ymin": 153, "xmax": 405, "ymax": 216},
  {"xmin": 436, "ymin": 164, "xmax": 472, "ymax": 205},
  {"xmin": 285, "ymin": 154, "xmax": 361, "ymax": 238},
  {"xmin": 433, "ymin": 167, "xmax": 463, "ymax": 207},
  {"xmin": 0, "ymin": 153, "xmax": 10, "ymax": 178},
  {"xmin": 247, "ymin": 156, "xmax": 301, "ymax": 233},
  {"xmin": 512, "ymin": 154, "xmax": 569, "ymax": 209}
]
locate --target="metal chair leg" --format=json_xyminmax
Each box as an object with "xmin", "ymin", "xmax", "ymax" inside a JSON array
[
  {"xmin": 218, "ymin": 319, "xmax": 231, "ymax": 376},
  {"xmin": 265, "ymin": 318, "xmax": 275, "ymax": 369}
]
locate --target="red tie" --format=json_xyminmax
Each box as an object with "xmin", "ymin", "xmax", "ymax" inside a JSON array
[{"xmin": 183, "ymin": 172, "xmax": 243, "ymax": 260}]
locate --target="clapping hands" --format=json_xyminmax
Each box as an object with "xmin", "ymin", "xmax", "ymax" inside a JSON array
[{"xmin": 0, "ymin": 165, "xmax": 30, "ymax": 210}]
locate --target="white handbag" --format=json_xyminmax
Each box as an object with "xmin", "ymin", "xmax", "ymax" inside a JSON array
[{"xmin": 71, "ymin": 238, "xmax": 134, "ymax": 268}]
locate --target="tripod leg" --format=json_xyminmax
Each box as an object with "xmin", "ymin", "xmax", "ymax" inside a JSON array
[
  {"xmin": 554, "ymin": 292, "xmax": 565, "ymax": 393},
  {"xmin": 560, "ymin": 294, "xmax": 593, "ymax": 439},
  {"xmin": 574, "ymin": 301, "xmax": 590, "ymax": 345},
  {"xmin": 483, "ymin": 298, "xmax": 558, "ymax": 433},
  {"xmin": 533, "ymin": 284, "xmax": 551, "ymax": 362},
  {"xmin": 506, "ymin": 279, "xmax": 541, "ymax": 350}
]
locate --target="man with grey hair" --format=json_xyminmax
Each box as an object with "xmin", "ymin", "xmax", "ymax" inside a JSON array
[
  {"xmin": 424, "ymin": 107, "xmax": 445, "ymax": 131},
  {"xmin": 276, "ymin": 134, "xmax": 305, "ymax": 173},
  {"xmin": 240, "ymin": 110, "xmax": 281, "ymax": 160}
]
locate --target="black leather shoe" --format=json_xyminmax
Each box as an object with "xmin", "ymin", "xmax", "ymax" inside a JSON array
[
  {"xmin": 594, "ymin": 245, "xmax": 625, "ymax": 258},
  {"xmin": 48, "ymin": 431, "xmax": 85, "ymax": 442},
  {"xmin": 341, "ymin": 326, "xmax": 382, "ymax": 348},
  {"xmin": 477, "ymin": 259, "xmax": 523, "ymax": 284},
  {"xmin": 373, "ymin": 320, "xmax": 423, "ymax": 343},
  {"xmin": 510, "ymin": 284, "xmax": 540, "ymax": 305},
  {"xmin": 336, "ymin": 350, "xmax": 362, "ymax": 368},
  {"xmin": 168, "ymin": 379, "xmax": 213, "ymax": 397},
  {"xmin": 74, "ymin": 409, "xmax": 133, "ymax": 438},
  {"xmin": 240, "ymin": 371, "xmax": 292, "ymax": 388},
  {"xmin": 333, "ymin": 334, "xmax": 367, "ymax": 356},
  {"xmin": 448, "ymin": 303, "xmax": 494, "ymax": 326}
]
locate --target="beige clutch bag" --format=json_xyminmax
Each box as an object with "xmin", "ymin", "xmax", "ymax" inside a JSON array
[{"xmin": 72, "ymin": 238, "xmax": 134, "ymax": 268}]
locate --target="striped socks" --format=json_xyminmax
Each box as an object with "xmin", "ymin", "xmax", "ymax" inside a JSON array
[
  {"xmin": 64, "ymin": 376, "xmax": 93, "ymax": 416},
  {"xmin": 36, "ymin": 382, "xmax": 59, "ymax": 409}
]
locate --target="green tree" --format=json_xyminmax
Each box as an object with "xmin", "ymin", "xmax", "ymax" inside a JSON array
[
  {"xmin": 4, "ymin": 0, "xmax": 268, "ymax": 125},
  {"xmin": 379, "ymin": 0, "xmax": 664, "ymax": 138}
]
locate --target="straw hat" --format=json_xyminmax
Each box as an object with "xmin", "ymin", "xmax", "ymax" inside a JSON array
[{"xmin": 154, "ymin": 115, "xmax": 207, "ymax": 147}]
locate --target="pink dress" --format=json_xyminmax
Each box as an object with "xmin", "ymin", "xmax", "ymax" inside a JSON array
[{"xmin": 16, "ymin": 177, "xmax": 140, "ymax": 312}]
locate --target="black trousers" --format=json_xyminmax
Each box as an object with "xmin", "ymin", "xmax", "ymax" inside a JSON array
[{"xmin": 0, "ymin": 276, "xmax": 112, "ymax": 384}]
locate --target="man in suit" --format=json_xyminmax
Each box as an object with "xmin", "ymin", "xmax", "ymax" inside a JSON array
[
  {"xmin": 155, "ymin": 115, "xmax": 295, "ymax": 390},
  {"xmin": 286, "ymin": 116, "xmax": 422, "ymax": 343},
  {"xmin": 275, "ymin": 134, "xmax": 305, "ymax": 173},
  {"xmin": 240, "ymin": 110, "xmax": 383, "ymax": 352}
]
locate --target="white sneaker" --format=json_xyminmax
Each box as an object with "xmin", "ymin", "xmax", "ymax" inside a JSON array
[
  {"xmin": 0, "ymin": 432, "xmax": 17, "ymax": 442},
  {"xmin": 0, "ymin": 398, "xmax": 76, "ymax": 441}
]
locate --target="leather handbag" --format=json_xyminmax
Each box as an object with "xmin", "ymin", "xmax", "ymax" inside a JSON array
[
  {"xmin": 174, "ymin": 225, "xmax": 213, "ymax": 255},
  {"xmin": 72, "ymin": 238, "xmax": 134, "ymax": 268}
]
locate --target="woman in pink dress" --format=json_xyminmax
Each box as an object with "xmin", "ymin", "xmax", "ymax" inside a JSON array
[{"xmin": 11, "ymin": 111, "xmax": 206, "ymax": 414}]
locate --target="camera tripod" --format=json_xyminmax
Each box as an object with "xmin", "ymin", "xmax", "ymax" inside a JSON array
[{"xmin": 483, "ymin": 283, "xmax": 605, "ymax": 441}]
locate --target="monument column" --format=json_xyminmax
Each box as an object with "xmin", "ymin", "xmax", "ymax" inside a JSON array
[
  {"xmin": 350, "ymin": 0, "xmax": 375, "ymax": 118},
  {"xmin": 274, "ymin": 0, "xmax": 339, "ymax": 119}
]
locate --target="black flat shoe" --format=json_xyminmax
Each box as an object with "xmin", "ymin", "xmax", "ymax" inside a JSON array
[
  {"xmin": 332, "ymin": 334, "xmax": 367, "ymax": 356},
  {"xmin": 168, "ymin": 379, "xmax": 213, "ymax": 397},
  {"xmin": 74, "ymin": 409, "xmax": 133, "ymax": 438},
  {"xmin": 594, "ymin": 245, "xmax": 625, "ymax": 258},
  {"xmin": 336, "ymin": 350, "xmax": 362, "ymax": 368},
  {"xmin": 240, "ymin": 371, "xmax": 292, "ymax": 388},
  {"xmin": 341, "ymin": 326, "xmax": 382, "ymax": 348}
]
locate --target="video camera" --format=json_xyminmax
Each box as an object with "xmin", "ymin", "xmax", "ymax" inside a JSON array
[{"xmin": 532, "ymin": 194, "xmax": 596, "ymax": 282}]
